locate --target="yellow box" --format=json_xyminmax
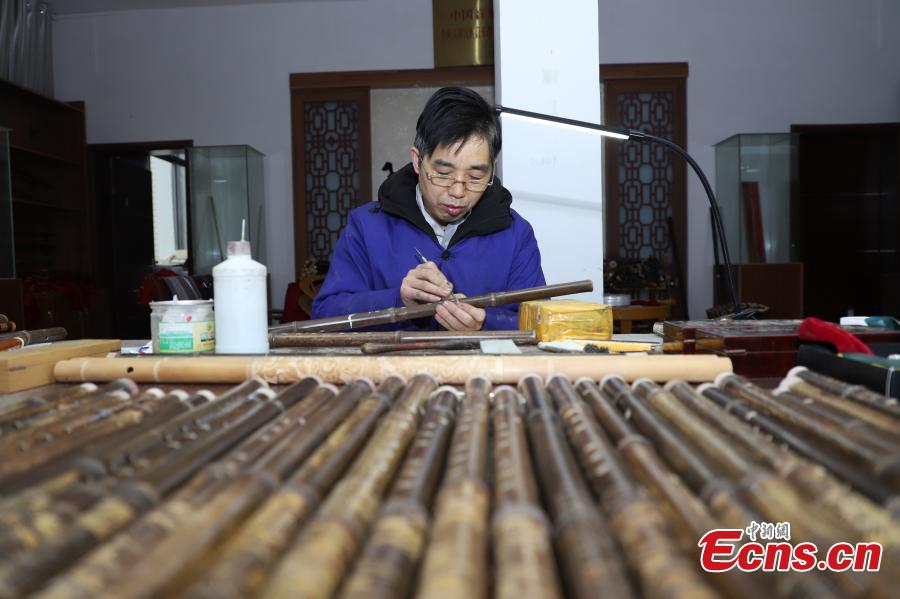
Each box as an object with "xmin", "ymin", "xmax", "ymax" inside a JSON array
[{"xmin": 519, "ymin": 300, "xmax": 613, "ymax": 342}]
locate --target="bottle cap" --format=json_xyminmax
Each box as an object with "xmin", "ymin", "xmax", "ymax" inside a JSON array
[{"xmin": 227, "ymin": 240, "xmax": 251, "ymax": 256}]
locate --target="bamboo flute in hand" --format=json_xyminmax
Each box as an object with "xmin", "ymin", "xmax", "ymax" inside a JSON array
[
  {"xmin": 339, "ymin": 388, "xmax": 458, "ymax": 599},
  {"xmin": 546, "ymin": 375, "xmax": 718, "ymax": 599},
  {"xmin": 261, "ymin": 374, "xmax": 438, "ymax": 599},
  {"xmin": 416, "ymin": 377, "xmax": 491, "ymax": 599},
  {"xmin": 269, "ymin": 279, "xmax": 593, "ymax": 333},
  {"xmin": 490, "ymin": 386, "xmax": 562, "ymax": 599},
  {"xmin": 271, "ymin": 329, "xmax": 537, "ymax": 348}
]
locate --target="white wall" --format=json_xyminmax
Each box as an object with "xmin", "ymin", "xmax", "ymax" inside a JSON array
[{"xmin": 53, "ymin": 0, "xmax": 900, "ymax": 316}]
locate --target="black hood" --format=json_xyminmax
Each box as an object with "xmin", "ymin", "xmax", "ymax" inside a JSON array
[{"xmin": 375, "ymin": 162, "xmax": 514, "ymax": 248}]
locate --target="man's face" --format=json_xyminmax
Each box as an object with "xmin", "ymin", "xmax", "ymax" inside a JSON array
[{"xmin": 410, "ymin": 136, "xmax": 493, "ymax": 226}]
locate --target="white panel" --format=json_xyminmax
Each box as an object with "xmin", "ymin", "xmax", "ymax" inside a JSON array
[{"xmin": 494, "ymin": 0, "xmax": 603, "ymax": 301}]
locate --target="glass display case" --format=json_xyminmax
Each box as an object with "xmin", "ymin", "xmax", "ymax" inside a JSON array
[
  {"xmin": 0, "ymin": 128, "xmax": 12, "ymax": 278},
  {"xmin": 714, "ymin": 133, "xmax": 797, "ymax": 263},
  {"xmin": 188, "ymin": 145, "xmax": 265, "ymax": 275}
]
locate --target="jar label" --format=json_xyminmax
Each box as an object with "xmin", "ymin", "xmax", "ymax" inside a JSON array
[{"xmin": 158, "ymin": 321, "xmax": 215, "ymax": 353}]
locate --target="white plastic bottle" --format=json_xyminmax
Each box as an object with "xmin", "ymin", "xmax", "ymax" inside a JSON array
[{"xmin": 213, "ymin": 236, "xmax": 269, "ymax": 354}]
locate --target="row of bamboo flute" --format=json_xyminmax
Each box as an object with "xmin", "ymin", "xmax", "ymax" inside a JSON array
[{"xmin": 0, "ymin": 366, "xmax": 897, "ymax": 598}]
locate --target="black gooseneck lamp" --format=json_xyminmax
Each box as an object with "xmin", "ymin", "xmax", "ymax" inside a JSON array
[{"xmin": 494, "ymin": 104, "xmax": 739, "ymax": 310}]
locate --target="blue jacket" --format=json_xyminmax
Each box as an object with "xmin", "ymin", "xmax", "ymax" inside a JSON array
[{"xmin": 312, "ymin": 163, "xmax": 545, "ymax": 330}]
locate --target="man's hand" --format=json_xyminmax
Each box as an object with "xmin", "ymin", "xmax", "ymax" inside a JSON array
[
  {"xmin": 435, "ymin": 294, "xmax": 485, "ymax": 331},
  {"xmin": 400, "ymin": 262, "xmax": 453, "ymax": 307}
]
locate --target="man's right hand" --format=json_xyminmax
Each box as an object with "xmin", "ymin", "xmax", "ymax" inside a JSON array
[{"xmin": 400, "ymin": 262, "xmax": 453, "ymax": 307}]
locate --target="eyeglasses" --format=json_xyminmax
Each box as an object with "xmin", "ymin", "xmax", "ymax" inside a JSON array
[{"xmin": 422, "ymin": 162, "xmax": 494, "ymax": 193}]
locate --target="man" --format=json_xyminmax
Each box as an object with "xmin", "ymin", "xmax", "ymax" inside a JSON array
[{"xmin": 312, "ymin": 86, "xmax": 545, "ymax": 331}]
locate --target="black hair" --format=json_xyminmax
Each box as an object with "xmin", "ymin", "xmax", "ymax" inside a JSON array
[{"xmin": 414, "ymin": 87, "xmax": 501, "ymax": 163}]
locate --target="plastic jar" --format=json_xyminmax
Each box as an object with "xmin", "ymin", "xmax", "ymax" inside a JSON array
[{"xmin": 149, "ymin": 299, "xmax": 215, "ymax": 353}]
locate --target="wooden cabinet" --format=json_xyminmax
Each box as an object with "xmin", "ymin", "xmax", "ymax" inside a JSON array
[{"xmin": 0, "ymin": 78, "xmax": 101, "ymax": 337}]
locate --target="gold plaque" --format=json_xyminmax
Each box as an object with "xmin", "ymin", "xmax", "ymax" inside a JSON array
[{"xmin": 433, "ymin": 0, "xmax": 494, "ymax": 67}]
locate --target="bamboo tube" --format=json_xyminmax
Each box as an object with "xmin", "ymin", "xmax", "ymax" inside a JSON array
[
  {"xmin": 0, "ymin": 382, "xmax": 99, "ymax": 428},
  {"xmin": 491, "ymin": 386, "xmax": 562, "ymax": 599},
  {"xmin": 631, "ymin": 379, "xmax": 875, "ymax": 598},
  {"xmin": 774, "ymin": 387, "xmax": 900, "ymax": 453},
  {"xmin": 178, "ymin": 379, "xmax": 399, "ymax": 599},
  {"xmin": 261, "ymin": 374, "xmax": 438, "ymax": 599},
  {"xmin": 698, "ymin": 383, "xmax": 900, "ymax": 510},
  {"xmin": 268, "ymin": 280, "xmax": 593, "ymax": 333},
  {"xmin": 360, "ymin": 340, "xmax": 477, "ymax": 354},
  {"xmin": 668, "ymin": 380, "xmax": 900, "ymax": 584},
  {"xmin": 547, "ymin": 375, "xmax": 718, "ymax": 599},
  {"xmin": 33, "ymin": 381, "xmax": 374, "ymax": 599},
  {"xmin": 0, "ymin": 381, "xmax": 279, "ymax": 599},
  {"xmin": 789, "ymin": 365, "xmax": 900, "ymax": 418},
  {"xmin": 270, "ymin": 329, "xmax": 538, "ymax": 347},
  {"xmin": 518, "ymin": 375, "xmax": 634, "ymax": 599},
  {"xmin": 0, "ymin": 326, "xmax": 67, "ymax": 345},
  {"xmin": 55, "ymin": 353, "xmax": 733, "ymax": 385},
  {"xmin": 716, "ymin": 373, "xmax": 900, "ymax": 489},
  {"xmin": 339, "ymin": 388, "xmax": 458, "ymax": 599},
  {"xmin": 779, "ymin": 374, "xmax": 900, "ymax": 439},
  {"xmin": 416, "ymin": 377, "xmax": 491, "ymax": 599},
  {"xmin": 575, "ymin": 379, "xmax": 773, "ymax": 599}
]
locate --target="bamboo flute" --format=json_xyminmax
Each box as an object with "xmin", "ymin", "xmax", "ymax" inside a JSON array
[
  {"xmin": 339, "ymin": 388, "xmax": 458, "ymax": 599},
  {"xmin": 0, "ymin": 326, "xmax": 67, "ymax": 345},
  {"xmin": 178, "ymin": 379, "xmax": 401, "ymax": 599},
  {"xmin": 698, "ymin": 383, "xmax": 900, "ymax": 511},
  {"xmin": 34, "ymin": 380, "xmax": 373, "ymax": 599},
  {"xmin": 667, "ymin": 380, "xmax": 900, "ymax": 581},
  {"xmin": 490, "ymin": 386, "xmax": 562, "ymax": 599},
  {"xmin": 633, "ymin": 379, "xmax": 877, "ymax": 598},
  {"xmin": 0, "ymin": 382, "xmax": 280, "ymax": 599},
  {"xmin": 518, "ymin": 375, "xmax": 635, "ymax": 599},
  {"xmin": 261, "ymin": 373, "xmax": 438, "ymax": 599},
  {"xmin": 773, "ymin": 387, "xmax": 900, "ymax": 453},
  {"xmin": 55, "ymin": 353, "xmax": 734, "ymax": 385},
  {"xmin": 360, "ymin": 339, "xmax": 477, "ymax": 354},
  {"xmin": 95, "ymin": 379, "xmax": 400, "ymax": 599},
  {"xmin": 0, "ymin": 382, "xmax": 99, "ymax": 429},
  {"xmin": 546, "ymin": 375, "xmax": 718, "ymax": 599},
  {"xmin": 416, "ymin": 377, "xmax": 491, "ymax": 599},
  {"xmin": 576, "ymin": 378, "xmax": 772, "ymax": 599},
  {"xmin": 716, "ymin": 373, "xmax": 900, "ymax": 489},
  {"xmin": 102, "ymin": 378, "xmax": 267, "ymax": 472},
  {"xmin": 631, "ymin": 380, "xmax": 861, "ymax": 550},
  {"xmin": 270, "ymin": 329, "xmax": 538, "ymax": 348},
  {"xmin": 0, "ymin": 387, "xmax": 139, "ymax": 459},
  {"xmin": 778, "ymin": 374, "xmax": 900, "ymax": 439},
  {"xmin": 788, "ymin": 366, "xmax": 900, "ymax": 418},
  {"xmin": 268, "ymin": 279, "xmax": 593, "ymax": 333}
]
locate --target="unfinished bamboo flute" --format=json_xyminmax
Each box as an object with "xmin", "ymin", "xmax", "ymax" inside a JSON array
[
  {"xmin": 261, "ymin": 374, "xmax": 438, "ymax": 599},
  {"xmin": 547, "ymin": 375, "xmax": 718, "ymax": 599},
  {"xmin": 268, "ymin": 279, "xmax": 593, "ymax": 333},
  {"xmin": 339, "ymin": 388, "xmax": 458, "ymax": 599},
  {"xmin": 490, "ymin": 386, "xmax": 562, "ymax": 599},
  {"xmin": 270, "ymin": 329, "xmax": 537, "ymax": 347},
  {"xmin": 518, "ymin": 375, "xmax": 635, "ymax": 599},
  {"xmin": 416, "ymin": 377, "xmax": 491, "ymax": 599}
]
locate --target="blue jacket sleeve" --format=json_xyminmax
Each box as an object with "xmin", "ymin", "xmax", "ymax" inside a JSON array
[
  {"xmin": 311, "ymin": 213, "xmax": 402, "ymax": 318},
  {"xmin": 482, "ymin": 217, "xmax": 545, "ymax": 330}
]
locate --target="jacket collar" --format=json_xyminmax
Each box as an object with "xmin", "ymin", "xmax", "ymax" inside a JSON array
[{"xmin": 376, "ymin": 162, "xmax": 514, "ymax": 248}]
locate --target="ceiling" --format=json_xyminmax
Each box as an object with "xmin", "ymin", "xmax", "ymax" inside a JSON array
[{"xmin": 49, "ymin": 0, "xmax": 341, "ymax": 15}]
